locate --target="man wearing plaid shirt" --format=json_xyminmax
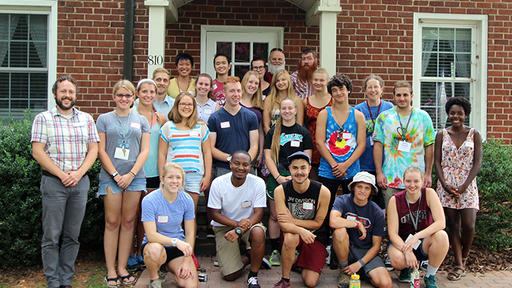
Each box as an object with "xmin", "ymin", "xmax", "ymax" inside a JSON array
[{"xmin": 31, "ymin": 76, "xmax": 99, "ymax": 288}]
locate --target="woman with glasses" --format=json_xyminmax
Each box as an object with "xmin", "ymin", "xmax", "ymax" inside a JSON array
[
  {"xmin": 251, "ymin": 57, "xmax": 271, "ymax": 96},
  {"xmin": 158, "ymin": 92, "xmax": 212, "ymax": 214},
  {"xmin": 97, "ymin": 80, "xmax": 150, "ymax": 287}
]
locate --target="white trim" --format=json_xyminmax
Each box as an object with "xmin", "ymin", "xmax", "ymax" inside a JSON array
[
  {"xmin": 412, "ymin": 13, "xmax": 488, "ymax": 138},
  {"xmin": 0, "ymin": 0, "xmax": 57, "ymax": 112}
]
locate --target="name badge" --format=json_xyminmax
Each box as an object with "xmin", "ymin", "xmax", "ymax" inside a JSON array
[
  {"xmin": 398, "ymin": 141, "xmax": 411, "ymax": 153},
  {"xmin": 114, "ymin": 147, "xmax": 130, "ymax": 160},
  {"xmin": 241, "ymin": 200, "xmax": 252, "ymax": 208},
  {"xmin": 465, "ymin": 142, "xmax": 474, "ymax": 148},
  {"xmin": 191, "ymin": 131, "xmax": 201, "ymax": 138},
  {"xmin": 302, "ymin": 202, "xmax": 314, "ymax": 210},
  {"xmin": 204, "ymin": 108, "xmax": 212, "ymax": 114},
  {"xmin": 370, "ymin": 138, "xmax": 374, "ymax": 146},
  {"xmin": 220, "ymin": 121, "xmax": 230, "ymax": 128},
  {"xmin": 157, "ymin": 215, "xmax": 169, "ymax": 223},
  {"xmin": 130, "ymin": 122, "xmax": 141, "ymax": 129},
  {"xmin": 343, "ymin": 132, "xmax": 352, "ymax": 140},
  {"xmin": 346, "ymin": 215, "xmax": 357, "ymax": 221},
  {"xmin": 290, "ymin": 140, "xmax": 300, "ymax": 147}
]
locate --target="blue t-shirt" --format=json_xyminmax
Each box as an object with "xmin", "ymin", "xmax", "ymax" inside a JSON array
[
  {"xmin": 354, "ymin": 100, "xmax": 393, "ymax": 172},
  {"xmin": 332, "ymin": 194, "xmax": 386, "ymax": 249},
  {"xmin": 141, "ymin": 189, "xmax": 195, "ymax": 245},
  {"xmin": 207, "ymin": 106, "xmax": 259, "ymax": 169}
]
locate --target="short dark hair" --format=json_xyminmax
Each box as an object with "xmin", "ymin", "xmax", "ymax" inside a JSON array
[
  {"xmin": 393, "ymin": 80, "xmax": 412, "ymax": 95},
  {"xmin": 213, "ymin": 53, "xmax": 230, "ymax": 65},
  {"xmin": 327, "ymin": 74, "xmax": 352, "ymax": 94},
  {"xmin": 301, "ymin": 47, "xmax": 317, "ymax": 58},
  {"xmin": 250, "ymin": 57, "xmax": 267, "ymax": 69},
  {"xmin": 175, "ymin": 53, "xmax": 194, "ymax": 66},
  {"xmin": 52, "ymin": 76, "xmax": 78, "ymax": 95},
  {"xmin": 232, "ymin": 150, "xmax": 251, "ymax": 162},
  {"xmin": 445, "ymin": 96, "xmax": 471, "ymax": 116}
]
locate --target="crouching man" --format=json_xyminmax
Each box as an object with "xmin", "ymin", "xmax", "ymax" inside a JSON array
[
  {"xmin": 207, "ymin": 150, "xmax": 267, "ymax": 288},
  {"xmin": 330, "ymin": 172, "xmax": 392, "ymax": 288},
  {"xmin": 273, "ymin": 152, "xmax": 331, "ymax": 288}
]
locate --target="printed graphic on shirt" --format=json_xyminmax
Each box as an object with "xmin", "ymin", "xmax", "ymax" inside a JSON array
[
  {"xmin": 288, "ymin": 196, "xmax": 316, "ymax": 220},
  {"xmin": 345, "ymin": 212, "xmax": 371, "ymax": 229},
  {"xmin": 280, "ymin": 133, "xmax": 303, "ymax": 146},
  {"xmin": 327, "ymin": 130, "xmax": 356, "ymax": 156}
]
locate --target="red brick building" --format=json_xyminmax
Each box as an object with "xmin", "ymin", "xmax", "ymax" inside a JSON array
[{"xmin": 1, "ymin": 0, "xmax": 511, "ymax": 143}]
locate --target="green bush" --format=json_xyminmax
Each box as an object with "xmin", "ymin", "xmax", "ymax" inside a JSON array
[
  {"xmin": 474, "ymin": 138, "xmax": 512, "ymax": 251},
  {"xmin": 0, "ymin": 114, "xmax": 104, "ymax": 268}
]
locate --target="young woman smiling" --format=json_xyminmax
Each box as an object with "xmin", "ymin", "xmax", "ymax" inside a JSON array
[{"xmin": 241, "ymin": 71, "xmax": 265, "ymax": 168}]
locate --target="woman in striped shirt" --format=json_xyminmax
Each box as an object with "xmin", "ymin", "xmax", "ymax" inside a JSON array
[{"xmin": 158, "ymin": 92, "xmax": 213, "ymax": 214}]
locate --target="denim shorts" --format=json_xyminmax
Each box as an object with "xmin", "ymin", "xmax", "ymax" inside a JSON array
[
  {"xmin": 184, "ymin": 172, "xmax": 203, "ymax": 194},
  {"xmin": 97, "ymin": 177, "xmax": 146, "ymax": 197}
]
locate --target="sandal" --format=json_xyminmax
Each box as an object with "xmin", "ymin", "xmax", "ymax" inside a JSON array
[
  {"xmin": 447, "ymin": 266, "xmax": 466, "ymax": 281},
  {"xmin": 104, "ymin": 276, "xmax": 120, "ymax": 287},
  {"xmin": 119, "ymin": 273, "xmax": 137, "ymax": 286}
]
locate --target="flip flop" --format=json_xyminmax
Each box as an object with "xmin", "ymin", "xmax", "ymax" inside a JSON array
[
  {"xmin": 447, "ymin": 266, "xmax": 466, "ymax": 281},
  {"xmin": 104, "ymin": 276, "xmax": 120, "ymax": 287},
  {"xmin": 119, "ymin": 273, "xmax": 137, "ymax": 286}
]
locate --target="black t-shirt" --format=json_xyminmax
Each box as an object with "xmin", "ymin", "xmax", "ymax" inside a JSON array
[{"xmin": 264, "ymin": 123, "xmax": 313, "ymax": 170}]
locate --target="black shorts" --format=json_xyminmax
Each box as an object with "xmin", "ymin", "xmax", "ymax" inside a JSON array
[
  {"xmin": 146, "ymin": 176, "xmax": 160, "ymax": 189},
  {"xmin": 142, "ymin": 243, "xmax": 184, "ymax": 267}
]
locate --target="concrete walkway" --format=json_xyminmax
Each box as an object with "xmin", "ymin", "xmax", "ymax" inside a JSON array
[{"xmin": 135, "ymin": 255, "xmax": 512, "ymax": 287}]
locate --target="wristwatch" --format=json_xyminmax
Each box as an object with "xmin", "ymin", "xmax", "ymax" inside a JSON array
[
  {"xmin": 226, "ymin": 155, "xmax": 232, "ymax": 162},
  {"xmin": 111, "ymin": 171, "xmax": 119, "ymax": 178},
  {"xmin": 171, "ymin": 238, "xmax": 178, "ymax": 246},
  {"xmin": 234, "ymin": 227, "xmax": 243, "ymax": 237}
]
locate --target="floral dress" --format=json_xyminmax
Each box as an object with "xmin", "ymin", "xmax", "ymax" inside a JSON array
[{"xmin": 436, "ymin": 128, "xmax": 479, "ymax": 210}]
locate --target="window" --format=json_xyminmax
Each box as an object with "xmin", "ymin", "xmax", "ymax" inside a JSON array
[
  {"xmin": 0, "ymin": 2, "xmax": 57, "ymax": 119},
  {"xmin": 413, "ymin": 14, "xmax": 488, "ymax": 135}
]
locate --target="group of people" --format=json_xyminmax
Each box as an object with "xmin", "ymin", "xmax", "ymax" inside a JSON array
[{"xmin": 31, "ymin": 47, "xmax": 482, "ymax": 288}]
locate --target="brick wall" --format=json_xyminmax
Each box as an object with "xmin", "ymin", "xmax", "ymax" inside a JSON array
[{"xmin": 337, "ymin": 0, "xmax": 512, "ymax": 143}]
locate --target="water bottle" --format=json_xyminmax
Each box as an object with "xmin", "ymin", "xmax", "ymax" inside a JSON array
[
  {"xmin": 325, "ymin": 245, "xmax": 331, "ymax": 265},
  {"xmin": 410, "ymin": 268, "xmax": 420, "ymax": 288},
  {"xmin": 349, "ymin": 273, "xmax": 360, "ymax": 288}
]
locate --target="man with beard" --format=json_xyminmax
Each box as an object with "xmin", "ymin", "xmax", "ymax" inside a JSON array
[
  {"xmin": 207, "ymin": 150, "xmax": 267, "ymax": 287},
  {"xmin": 268, "ymin": 48, "xmax": 286, "ymax": 76},
  {"xmin": 208, "ymin": 76, "xmax": 259, "ymax": 177},
  {"xmin": 290, "ymin": 48, "xmax": 318, "ymax": 100},
  {"xmin": 31, "ymin": 76, "xmax": 100, "ymax": 288},
  {"xmin": 273, "ymin": 152, "xmax": 331, "ymax": 288},
  {"xmin": 135, "ymin": 67, "xmax": 175, "ymax": 120}
]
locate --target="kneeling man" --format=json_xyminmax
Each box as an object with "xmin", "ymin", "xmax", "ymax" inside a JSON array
[
  {"xmin": 274, "ymin": 152, "xmax": 330, "ymax": 288},
  {"xmin": 207, "ymin": 150, "xmax": 267, "ymax": 288},
  {"xmin": 330, "ymin": 172, "xmax": 392, "ymax": 288}
]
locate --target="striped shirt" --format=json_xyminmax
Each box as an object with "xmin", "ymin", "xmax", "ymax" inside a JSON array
[
  {"xmin": 160, "ymin": 121, "xmax": 210, "ymax": 174},
  {"xmin": 290, "ymin": 71, "xmax": 313, "ymax": 100},
  {"xmin": 31, "ymin": 107, "xmax": 100, "ymax": 172}
]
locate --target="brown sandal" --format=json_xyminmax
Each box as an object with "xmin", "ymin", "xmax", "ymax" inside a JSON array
[{"xmin": 447, "ymin": 266, "xmax": 466, "ymax": 281}]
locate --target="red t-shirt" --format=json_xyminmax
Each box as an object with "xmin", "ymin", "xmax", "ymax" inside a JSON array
[{"xmin": 394, "ymin": 188, "xmax": 433, "ymax": 241}]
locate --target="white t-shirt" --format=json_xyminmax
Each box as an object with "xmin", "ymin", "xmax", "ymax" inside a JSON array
[{"xmin": 207, "ymin": 173, "xmax": 266, "ymax": 226}]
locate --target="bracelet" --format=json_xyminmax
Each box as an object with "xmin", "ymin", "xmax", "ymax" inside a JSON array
[
  {"xmin": 129, "ymin": 171, "xmax": 136, "ymax": 177},
  {"xmin": 276, "ymin": 175, "xmax": 281, "ymax": 180},
  {"xmin": 358, "ymin": 259, "xmax": 365, "ymax": 266}
]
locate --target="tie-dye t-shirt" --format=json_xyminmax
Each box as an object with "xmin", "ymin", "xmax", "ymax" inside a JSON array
[{"xmin": 372, "ymin": 107, "xmax": 435, "ymax": 189}]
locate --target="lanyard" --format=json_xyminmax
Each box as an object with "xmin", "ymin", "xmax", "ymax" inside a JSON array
[
  {"xmin": 366, "ymin": 100, "xmax": 382, "ymax": 128},
  {"xmin": 406, "ymin": 191, "xmax": 422, "ymax": 231},
  {"xmin": 396, "ymin": 108, "xmax": 413, "ymax": 141},
  {"xmin": 114, "ymin": 110, "xmax": 133, "ymax": 148}
]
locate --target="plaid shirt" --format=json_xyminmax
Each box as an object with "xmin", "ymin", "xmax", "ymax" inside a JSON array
[
  {"xmin": 290, "ymin": 70, "xmax": 313, "ymax": 100},
  {"xmin": 31, "ymin": 107, "xmax": 100, "ymax": 172}
]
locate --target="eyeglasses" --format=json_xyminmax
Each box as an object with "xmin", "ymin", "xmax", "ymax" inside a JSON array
[
  {"xmin": 252, "ymin": 66, "xmax": 265, "ymax": 70},
  {"xmin": 178, "ymin": 103, "xmax": 194, "ymax": 107},
  {"xmin": 115, "ymin": 94, "xmax": 133, "ymax": 98}
]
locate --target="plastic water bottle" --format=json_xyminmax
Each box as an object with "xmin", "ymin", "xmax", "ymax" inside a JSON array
[
  {"xmin": 349, "ymin": 273, "xmax": 360, "ymax": 288},
  {"xmin": 325, "ymin": 245, "xmax": 331, "ymax": 265},
  {"xmin": 410, "ymin": 268, "xmax": 420, "ymax": 288}
]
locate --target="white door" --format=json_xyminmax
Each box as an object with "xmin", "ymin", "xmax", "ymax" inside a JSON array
[{"xmin": 201, "ymin": 26, "xmax": 283, "ymax": 79}]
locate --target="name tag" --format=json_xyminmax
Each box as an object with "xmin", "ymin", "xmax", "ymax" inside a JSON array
[
  {"xmin": 290, "ymin": 140, "xmax": 300, "ymax": 147},
  {"xmin": 465, "ymin": 142, "xmax": 474, "ymax": 148},
  {"xmin": 398, "ymin": 141, "xmax": 411, "ymax": 152},
  {"xmin": 241, "ymin": 200, "xmax": 252, "ymax": 208},
  {"xmin": 343, "ymin": 132, "xmax": 352, "ymax": 140},
  {"xmin": 130, "ymin": 122, "xmax": 141, "ymax": 129},
  {"xmin": 157, "ymin": 215, "xmax": 169, "ymax": 223},
  {"xmin": 114, "ymin": 147, "xmax": 130, "ymax": 160},
  {"xmin": 191, "ymin": 131, "xmax": 201, "ymax": 138},
  {"xmin": 204, "ymin": 108, "xmax": 212, "ymax": 114},
  {"xmin": 220, "ymin": 121, "xmax": 230, "ymax": 129},
  {"xmin": 346, "ymin": 215, "xmax": 357, "ymax": 221},
  {"xmin": 370, "ymin": 138, "xmax": 374, "ymax": 146},
  {"xmin": 302, "ymin": 202, "xmax": 314, "ymax": 210}
]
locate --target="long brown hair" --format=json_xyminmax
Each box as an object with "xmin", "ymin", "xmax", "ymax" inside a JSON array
[
  {"xmin": 241, "ymin": 71, "xmax": 263, "ymax": 109},
  {"xmin": 196, "ymin": 73, "xmax": 213, "ymax": 99},
  {"xmin": 270, "ymin": 98, "xmax": 297, "ymax": 164},
  {"xmin": 265, "ymin": 69, "xmax": 298, "ymax": 112},
  {"xmin": 168, "ymin": 92, "xmax": 202, "ymax": 128}
]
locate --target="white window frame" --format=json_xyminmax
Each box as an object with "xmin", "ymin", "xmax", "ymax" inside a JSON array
[
  {"xmin": 412, "ymin": 13, "xmax": 488, "ymax": 138},
  {"xmin": 0, "ymin": 0, "xmax": 58, "ymax": 112}
]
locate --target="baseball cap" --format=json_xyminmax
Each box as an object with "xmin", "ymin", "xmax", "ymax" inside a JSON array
[{"xmin": 287, "ymin": 151, "xmax": 311, "ymax": 165}]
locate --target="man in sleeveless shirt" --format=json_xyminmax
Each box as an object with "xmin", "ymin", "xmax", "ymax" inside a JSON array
[{"xmin": 273, "ymin": 152, "xmax": 331, "ymax": 288}]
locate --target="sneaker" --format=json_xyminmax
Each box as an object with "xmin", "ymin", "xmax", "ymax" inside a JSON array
[
  {"xmin": 247, "ymin": 276, "xmax": 261, "ymax": 288},
  {"xmin": 384, "ymin": 254, "xmax": 394, "ymax": 271},
  {"xmin": 398, "ymin": 267, "xmax": 411, "ymax": 283},
  {"xmin": 424, "ymin": 274, "xmax": 439, "ymax": 288},
  {"xmin": 420, "ymin": 260, "xmax": 429, "ymax": 271},
  {"xmin": 158, "ymin": 265, "xmax": 167, "ymax": 280},
  {"xmin": 149, "ymin": 278, "xmax": 163, "ymax": 288},
  {"xmin": 273, "ymin": 279, "xmax": 291, "ymax": 288},
  {"xmin": 269, "ymin": 250, "xmax": 281, "ymax": 266},
  {"xmin": 207, "ymin": 227, "xmax": 215, "ymax": 238},
  {"xmin": 261, "ymin": 257, "xmax": 272, "ymax": 270},
  {"xmin": 337, "ymin": 270, "xmax": 350, "ymax": 288},
  {"xmin": 127, "ymin": 254, "xmax": 139, "ymax": 272}
]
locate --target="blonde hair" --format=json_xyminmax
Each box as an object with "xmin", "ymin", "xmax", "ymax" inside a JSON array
[
  {"xmin": 241, "ymin": 71, "xmax": 263, "ymax": 110},
  {"xmin": 313, "ymin": 67, "xmax": 329, "ymax": 78},
  {"xmin": 152, "ymin": 67, "xmax": 170, "ymax": 79},
  {"xmin": 160, "ymin": 162, "xmax": 186, "ymax": 189},
  {"xmin": 113, "ymin": 80, "xmax": 136, "ymax": 96},
  {"xmin": 168, "ymin": 92, "xmax": 201, "ymax": 128},
  {"xmin": 270, "ymin": 98, "xmax": 297, "ymax": 164},
  {"xmin": 265, "ymin": 70, "xmax": 298, "ymax": 112},
  {"xmin": 403, "ymin": 166, "xmax": 424, "ymax": 180}
]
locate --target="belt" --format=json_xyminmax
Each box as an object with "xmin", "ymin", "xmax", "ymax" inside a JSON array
[{"xmin": 42, "ymin": 170, "xmax": 59, "ymax": 179}]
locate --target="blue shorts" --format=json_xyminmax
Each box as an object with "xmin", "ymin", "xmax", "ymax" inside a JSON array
[
  {"xmin": 184, "ymin": 172, "xmax": 203, "ymax": 194},
  {"xmin": 97, "ymin": 177, "xmax": 146, "ymax": 196}
]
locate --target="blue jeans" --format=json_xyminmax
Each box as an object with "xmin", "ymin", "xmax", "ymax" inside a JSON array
[{"xmin": 40, "ymin": 175, "xmax": 89, "ymax": 288}]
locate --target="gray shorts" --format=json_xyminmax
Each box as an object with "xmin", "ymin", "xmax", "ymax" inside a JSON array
[
  {"xmin": 382, "ymin": 187, "xmax": 403, "ymax": 209},
  {"xmin": 349, "ymin": 245, "xmax": 386, "ymax": 277}
]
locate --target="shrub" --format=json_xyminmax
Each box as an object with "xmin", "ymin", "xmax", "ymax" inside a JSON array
[{"xmin": 0, "ymin": 114, "xmax": 104, "ymax": 268}]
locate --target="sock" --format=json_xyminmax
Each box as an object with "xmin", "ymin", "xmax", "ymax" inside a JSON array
[
  {"xmin": 339, "ymin": 261, "xmax": 348, "ymax": 268},
  {"xmin": 426, "ymin": 264, "xmax": 438, "ymax": 277},
  {"xmin": 270, "ymin": 238, "xmax": 280, "ymax": 252},
  {"xmin": 281, "ymin": 277, "xmax": 290, "ymax": 283},
  {"xmin": 248, "ymin": 271, "xmax": 258, "ymax": 279}
]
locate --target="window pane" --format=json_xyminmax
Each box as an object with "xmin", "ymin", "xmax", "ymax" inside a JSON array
[
  {"xmin": 0, "ymin": 73, "xmax": 9, "ymax": 99},
  {"xmin": 438, "ymin": 28, "xmax": 454, "ymax": 52},
  {"xmin": 10, "ymin": 42, "xmax": 27, "ymax": 67},
  {"xmin": 455, "ymin": 54, "xmax": 471, "ymax": 78},
  {"xmin": 0, "ymin": 42, "xmax": 7, "ymax": 67},
  {"xmin": 29, "ymin": 41, "xmax": 45, "ymax": 67},
  {"xmin": 11, "ymin": 14, "xmax": 28, "ymax": 40},
  {"xmin": 234, "ymin": 65, "xmax": 249, "ymax": 80},
  {"xmin": 422, "ymin": 52, "xmax": 437, "ymax": 77},
  {"xmin": 216, "ymin": 42, "xmax": 232, "ymax": 60},
  {"xmin": 11, "ymin": 73, "xmax": 28, "ymax": 99},
  {"xmin": 29, "ymin": 99, "xmax": 46, "ymax": 111},
  {"xmin": 253, "ymin": 43, "xmax": 269, "ymax": 61},
  {"xmin": 0, "ymin": 14, "xmax": 8, "ymax": 40},
  {"xmin": 30, "ymin": 73, "xmax": 47, "ymax": 99},
  {"xmin": 456, "ymin": 29, "xmax": 471, "ymax": 53},
  {"xmin": 438, "ymin": 53, "xmax": 454, "ymax": 77},
  {"xmin": 235, "ymin": 42, "xmax": 249, "ymax": 62}
]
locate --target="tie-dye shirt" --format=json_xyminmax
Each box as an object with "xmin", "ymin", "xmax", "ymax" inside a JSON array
[{"xmin": 372, "ymin": 107, "xmax": 435, "ymax": 189}]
